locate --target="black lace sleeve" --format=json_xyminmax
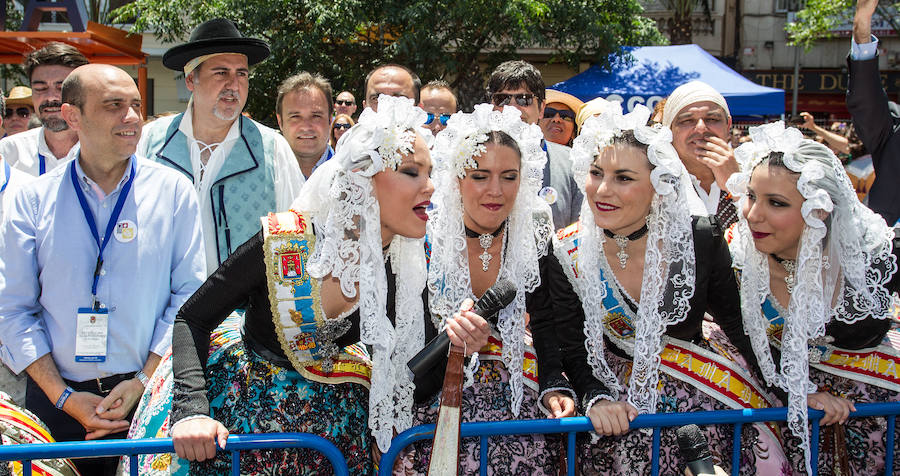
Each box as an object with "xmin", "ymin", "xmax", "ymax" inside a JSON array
[
  {"xmin": 530, "ymin": 246, "xmax": 577, "ymax": 400},
  {"xmin": 171, "ymin": 231, "xmax": 267, "ymax": 423}
]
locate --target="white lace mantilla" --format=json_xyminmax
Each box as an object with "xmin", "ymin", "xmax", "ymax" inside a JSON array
[{"xmin": 427, "ymin": 104, "xmax": 552, "ymax": 415}]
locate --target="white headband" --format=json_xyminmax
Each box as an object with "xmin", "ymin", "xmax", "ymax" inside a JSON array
[{"xmin": 662, "ymin": 80, "xmax": 730, "ymax": 128}]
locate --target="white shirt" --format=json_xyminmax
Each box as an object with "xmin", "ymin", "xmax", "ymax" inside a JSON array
[
  {"xmin": 0, "ymin": 127, "xmax": 79, "ymax": 177},
  {"xmin": 0, "ymin": 157, "xmax": 32, "ymax": 223},
  {"xmin": 138, "ymin": 108, "xmax": 305, "ymax": 275}
]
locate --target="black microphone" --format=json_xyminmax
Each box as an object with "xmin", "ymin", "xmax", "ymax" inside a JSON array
[
  {"xmin": 677, "ymin": 424, "xmax": 717, "ymax": 476},
  {"xmin": 407, "ymin": 279, "xmax": 516, "ymax": 378}
]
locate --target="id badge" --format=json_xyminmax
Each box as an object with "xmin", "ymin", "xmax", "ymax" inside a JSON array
[{"xmin": 75, "ymin": 307, "xmax": 108, "ymax": 362}]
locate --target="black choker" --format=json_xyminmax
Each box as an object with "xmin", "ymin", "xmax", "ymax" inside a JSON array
[
  {"xmin": 603, "ymin": 224, "xmax": 649, "ymax": 269},
  {"xmin": 770, "ymin": 254, "xmax": 797, "ymax": 294},
  {"xmin": 464, "ymin": 221, "xmax": 506, "ymax": 272}
]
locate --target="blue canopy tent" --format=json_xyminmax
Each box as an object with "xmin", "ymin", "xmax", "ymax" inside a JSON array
[{"xmin": 551, "ymin": 44, "xmax": 784, "ymax": 117}]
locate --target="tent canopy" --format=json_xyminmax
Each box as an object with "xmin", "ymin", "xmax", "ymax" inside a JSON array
[{"xmin": 551, "ymin": 45, "xmax": 784, "ymax": 117}]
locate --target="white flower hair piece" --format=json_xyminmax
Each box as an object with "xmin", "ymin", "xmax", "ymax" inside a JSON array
[
  {"xmin": 725, "ymin": 121, "xmax": 897, "ymax": 474},
  {"xmin": 337, "ymin": 94, "xmax": 426, "ymax": 176},
  {"xmin": 560, "ymin": 103, "xmax": 697, "ymax": 416},
  {"xmin": 427, "ymin": 103, "xmax": 552, "ymax": 415}
]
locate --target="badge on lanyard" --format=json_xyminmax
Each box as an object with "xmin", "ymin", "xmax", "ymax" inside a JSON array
[{"xmin": 75, "ymin": 307, "xmax": 108, "ymax": 362}]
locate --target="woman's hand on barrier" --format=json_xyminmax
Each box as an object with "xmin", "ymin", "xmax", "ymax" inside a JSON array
[
  {"xmin": 542, "ymin": 391, "xmax": 575, "ymax": 418},
  {"xmin": 172, "ymin": 417, "xmax": 229, "ymax": 461},
  {"xmin": 587, "ymin": 400, "xmax": 638, "ymax": 436},
  {"xmin": 808, "ymin": 392, "xmax": 855, "ymax": 426},
  {"xmin": 446, "ymin": 298, "xmax": 491, "ymax": 357}
]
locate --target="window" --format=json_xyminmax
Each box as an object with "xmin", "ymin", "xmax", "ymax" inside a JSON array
[{"xmin": 775, "ymin": 0, "xmax": 804, "ymax": 13}]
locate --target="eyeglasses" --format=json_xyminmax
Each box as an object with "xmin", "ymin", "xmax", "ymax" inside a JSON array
[
  {"xmin": 335, "ymin": 100, "xmax": 354, "ymax": 106},
  {"xmin": 491, "ymin": 93, "xmax": 535, "ymax": 107},
  {"xmin": 333, "ymin": 123, "xmax": 352, "ymax": 130},
  {"xmin": 543, "ymin": 107, "xmax": 575, "ymax": 123},
  {"xmin": 4, "ymin": 107, "xmax": 31, "ymax": 119},
  {"xmin": 425, "ymin": 112, "xmax": 451, "ymax": 126}
]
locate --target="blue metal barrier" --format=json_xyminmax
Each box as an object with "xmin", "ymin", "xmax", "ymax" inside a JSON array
[
  {"xmin": 0, "ymin": 432, "xmax": 349, "ymax": 476},
  {"xmin": 377, "ymin": 402, "xmax": 900, "ymax": 476}
]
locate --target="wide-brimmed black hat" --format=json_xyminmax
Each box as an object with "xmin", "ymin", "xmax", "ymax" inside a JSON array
[{"xmin": 162, "ymin": 18, "xmax": 270, "ymax": 71}]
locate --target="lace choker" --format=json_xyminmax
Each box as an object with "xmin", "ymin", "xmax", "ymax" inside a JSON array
[
  {"xmin": 603, "ymin": 224, "xmax": 649, "ymax": 269},
  {"xmin": 465, "ymin": 221, "xmax": 506, "ymax": 272},
  {"xmin": 771, "ymin": 254, "xmax": 797, "ymax": 294}
]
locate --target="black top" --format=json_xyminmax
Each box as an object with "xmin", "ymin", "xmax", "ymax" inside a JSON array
[
  {"xmin": 171, "ymin": 230, "xmax": 430, "ymax": 423},
  {"xmin": 532, "ymin": 216, "xmax": 769, "ymax": 410}
]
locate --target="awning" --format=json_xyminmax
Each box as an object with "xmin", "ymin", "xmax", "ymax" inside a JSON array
[{"xmin": 551, "ymin": 45, "xmax": 785, "ymax": 117}]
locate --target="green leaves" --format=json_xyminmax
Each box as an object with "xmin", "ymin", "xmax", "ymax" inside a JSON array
[{"xmin": 112, "ymin": 0, "xmax": 664, "ymax": 124}]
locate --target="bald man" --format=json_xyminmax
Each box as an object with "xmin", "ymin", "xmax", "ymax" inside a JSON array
[
  {"xmin": 419, "ymin": 80, "xmax": 457, "ymax": 135},
  {"xmin": 662, "ymin": 81, "xmax": 740, "ymax": 228},
  {"xmin": 0, "ymin": 64, "xmax": 204, "ymax": 475},
  {"xmin": 363, "ymin": 64, "xmax": 421, "ymax": 111}
]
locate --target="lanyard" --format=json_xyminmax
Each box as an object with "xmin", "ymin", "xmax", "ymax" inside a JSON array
[
  {"xmin": 37, "ymin": 153, "xmax": 46, "ymax": 176},
  {"xmin": 0, "ymin": 160, "xmax": 9, "ymax": 194},
  {"xmin": 69, "ymin": 157, "xmax": 136, "ymax": 309}
]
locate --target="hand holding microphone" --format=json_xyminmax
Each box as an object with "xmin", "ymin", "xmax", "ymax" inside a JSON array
[{"xmin": 445, "ymin": 298, "xmax": 491, "ymax": 356}]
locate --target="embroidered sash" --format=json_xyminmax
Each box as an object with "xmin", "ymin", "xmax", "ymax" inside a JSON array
[
  {"xmin": 556, "ymin": 222, "xmax": 779, "ymax": 439},
  {"xmin": 763, "ymin": 298, "xmax": 900, "ymax": 392},
  {"xmin": 477, "ymin": 332, "xmax": 540, "ymax": 392},
  {"xmin": 262, "ymin": 211, "xmax": 371, "ymax": 387}
]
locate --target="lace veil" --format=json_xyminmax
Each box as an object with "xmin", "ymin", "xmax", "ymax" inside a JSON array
[
  {"xmin": 725, "ymin": 121, "xmax": 897, "ymax": 473},
  {"xmin": 558, "ymin": 103, "xmax": 696, "ymax": 415},
  {"xmin": 291, "ymin": 94, "xmax": 428, "ymax": 452},
  {"xmin": 426, "ymin": 104, "xmax": 552, "ymax": 415}
]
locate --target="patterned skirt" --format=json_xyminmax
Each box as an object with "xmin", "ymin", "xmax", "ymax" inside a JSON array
[
  {"xmin": 120, "ymin": 314, "xmax": 373, "ymax": 476},
  {"xmin": 780, "ymin": 367, "xmax": 900, "ymax": 476},
  {"xmin": 396, "ymin": 359, "xmax": 562, "ymax": 476},
  {"xmin": 578, "ymin": 342, "xmax": 789, "ymax": 476}
]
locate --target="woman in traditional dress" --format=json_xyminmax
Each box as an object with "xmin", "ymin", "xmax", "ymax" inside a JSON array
[
  {"xmin": 397, "ymin": 104, "xmax": 569, "ymax": 475},
  {"xmin": 725, "ymin": 121, "xmax": 900, "ymax": 475},
  {"xmin": 123, "ymin": 95, "xmax": 488, "ymax": 475},
  {"xmin": 539, "ymin": 104, "xmax": 787, "ymax": 475}
]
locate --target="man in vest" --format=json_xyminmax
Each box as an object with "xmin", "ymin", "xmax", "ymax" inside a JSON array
[{"xmin": 138, "ymin": 18, "xmax": 304, "ymax": 276}]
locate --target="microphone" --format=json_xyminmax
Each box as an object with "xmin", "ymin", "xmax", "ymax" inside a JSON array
[
  {"xmin": 677, "ymin": 424, "xmax": 717, "ymax": 476},
  {"xmin": 407, "ymin": 279, "xmax": 516, "ymax": 378}
]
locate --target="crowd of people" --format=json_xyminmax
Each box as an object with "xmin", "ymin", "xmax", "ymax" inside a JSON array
[{"xmin": 0, "ymin": 0, "xmax": 899, "ymax": 475}]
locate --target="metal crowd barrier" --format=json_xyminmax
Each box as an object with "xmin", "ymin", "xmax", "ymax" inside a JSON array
[
  {"xmin": 1, "ymin": 403, "xmax": 899, "ymax": 476},
  {"xmin": 377, "ymin": 401, "xmax": 900, "ymax": 476},
  {"xmin": 0, "ymin": 432, "xmax": 349, "ymax": 476}
]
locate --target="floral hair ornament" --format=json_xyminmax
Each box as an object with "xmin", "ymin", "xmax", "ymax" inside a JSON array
[
  {"xmin": 726, "ymin": 121, "xmax": 897, "ymax": 474},
  {"xmin": 560, "ymin": 103, "xmax": 697, "ymax": 418},
  {"xmin": 290, "ymin": 93, "xmax": 429, "ymax": 453},
  {"xmin": 427, "ymin": 103, "xmax": 552, "ymax": 415}
]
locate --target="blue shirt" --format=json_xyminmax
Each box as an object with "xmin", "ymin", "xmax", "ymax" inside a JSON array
[
  {"xmin": 850, "ymin": 35, "xmax": 879, "ymax": 61},
  {"xmin": 0, "ymin": 156, "xmax": 206, "ymax": 381}
]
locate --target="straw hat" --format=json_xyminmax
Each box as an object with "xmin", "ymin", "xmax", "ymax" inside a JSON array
[{"xmin": 6, "ymin": 86, "xmax": 32, "ymax": 108}]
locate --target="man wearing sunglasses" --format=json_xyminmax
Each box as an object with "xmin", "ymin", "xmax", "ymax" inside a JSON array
[
  {"xmin": 334, "ymin": 91, "xmax": 357, "ymax": 118},
  {"xmin": 487, "ymin": 60, "xmax": 582, "ymax": 231},
  {"xmin": 4, "ymin": 86, "xmax": 35, "ymax": 137},
  {"xmin": 0, "ymin": 43, "xmax": 87, "ymax": 177},
  {"xmin": 539, "ymin": 89, "xmax": 583, "ymax": 147},
  {"xmin": 419, "ymin": 80, "xmax": 457, "ymax": 135}
]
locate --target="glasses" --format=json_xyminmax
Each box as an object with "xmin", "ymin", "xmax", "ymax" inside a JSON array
[
  {"xmin": 335, "ymin": 100, "xmax": 354, "ymax": 106},
  {"xmin": 425, "ymin": 112, "xmax": 451, "ymax": 126},
  {"xmin": 491, "ymin": 93, "xmax": 535, "ymax": 107},
  {"xmin": 333, "ymin": 123, "xmax": 352, "ymax": 130},
  {"xmin": 4, "ymin": 107, "xmax": 31, "ymax": 119},
  {"xmin": 543, "ymin": 107, "xmax": 575, "ymax": 123}
]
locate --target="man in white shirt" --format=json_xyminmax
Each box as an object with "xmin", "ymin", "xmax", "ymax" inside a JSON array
[
  {"xmin": 0, "ymin": 43, "xmax": 88, "ymax": 177},
  {"xmin": 138, "ymin": 18, "xmax": 305, "ymax": 276},
  {"xmin": 662, "ymin": 81, "xmax": 740, "ymax": 228}
]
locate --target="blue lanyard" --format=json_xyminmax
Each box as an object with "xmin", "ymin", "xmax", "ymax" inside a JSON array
[
  {"xmin": 69, "ymin": 157, "xmax": 136, "ymax": 309},
  {"xmin": 37, "ymin": 153, "xmax": 46, "ymax": 176},
  {"xmin": 0, "ymin": 160, "xmax": 9, "ymax": 194}
]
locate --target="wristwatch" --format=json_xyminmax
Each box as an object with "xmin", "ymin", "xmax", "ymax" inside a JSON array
[{"xmin": 134, "ymin": 370, "xmax": 149, "ymax": 387}]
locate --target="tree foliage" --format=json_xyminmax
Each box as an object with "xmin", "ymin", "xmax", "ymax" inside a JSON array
[
  {"xmin": 786, "ymin": 0, "xmax": 900, "ymax": 50},
  {"xmin": 112, "ymin": 0, "xmax": 665, "ymax": 125},
  {"xmin": 659, "ymin": 0, "xmax": 712, "ymax": 45}
]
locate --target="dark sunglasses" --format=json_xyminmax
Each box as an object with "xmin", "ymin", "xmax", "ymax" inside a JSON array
[
  {"xmin": 543, "ymin": 107, "xmax": 575, "ymax": 122},
  {"xmin": 333, "ymin": 123, "xmax": 352, "ymax": 130},
  {"xmin": 335, "ymin": 100, "xmax": 354, "ymax": 106},
  {"xmin": 4, "ymin": 107, "xmax": 31, "ymax": 119},
  {"xmin": 425, "ymin": 112, "xmax": 451, "ymax": 126},
  {"xmin": 491, "ymin": 93, "xmax": 535, "ymax": 107}
]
